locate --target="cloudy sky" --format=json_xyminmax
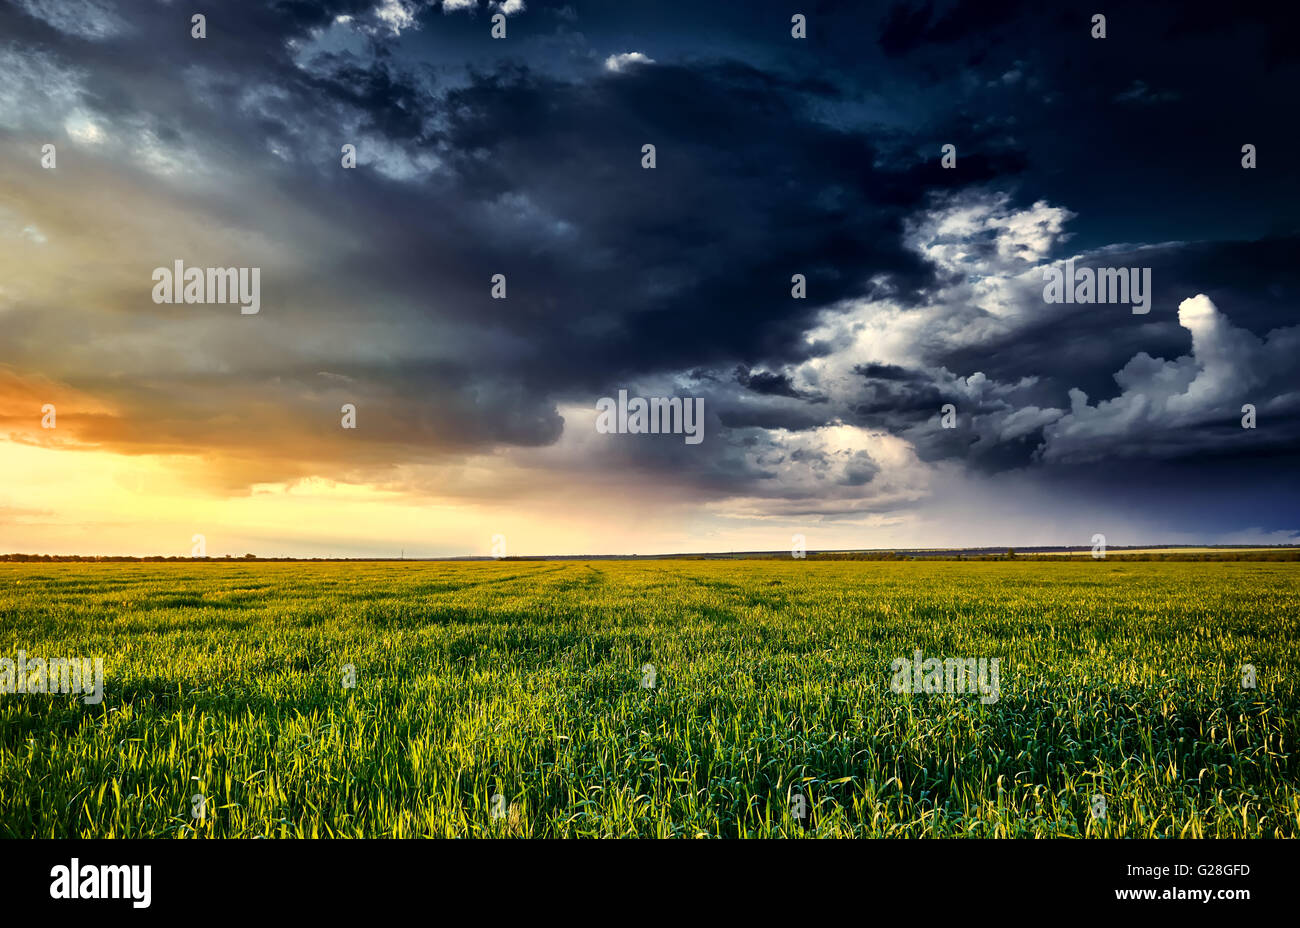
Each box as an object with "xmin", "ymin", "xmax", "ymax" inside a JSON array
[{"xmin": 1, "ymin": 0, "xmax": 1297, "ymax": 556}]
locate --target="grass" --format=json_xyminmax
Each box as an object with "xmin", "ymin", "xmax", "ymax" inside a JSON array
[{"xmin": 0, "ymin": 559, "xmax": 1296, "ymax": 838}]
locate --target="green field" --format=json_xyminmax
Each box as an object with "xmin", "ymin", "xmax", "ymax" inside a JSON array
[{"xmin": 1, "ymin": 560, "xmax": 1296, "ymax": 838}]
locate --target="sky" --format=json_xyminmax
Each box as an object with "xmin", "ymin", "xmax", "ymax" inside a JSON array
[{"xmin": 1, "ymin": 0, "xmax": 1298, "ymax": 557}]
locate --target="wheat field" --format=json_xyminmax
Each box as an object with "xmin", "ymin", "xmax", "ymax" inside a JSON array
[{"xmin": 0, "ymin": 560, "xmax": 1296, "ymax": 837}]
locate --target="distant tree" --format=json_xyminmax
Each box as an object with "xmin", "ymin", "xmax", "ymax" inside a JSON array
[{"xmin": 1006, "ymin": 548, "xmax": 1016, "ymax": 558}]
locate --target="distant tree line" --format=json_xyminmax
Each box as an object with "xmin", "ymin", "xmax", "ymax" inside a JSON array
[
  {"xmin": 1, "ymin": 554, "xmax": 295, "ymax": 562},
  {"xmin": 808, "ymin": 550, "xmax": 1300, "ymax": 562}
]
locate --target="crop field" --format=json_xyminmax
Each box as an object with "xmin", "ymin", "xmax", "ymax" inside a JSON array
[{"xmin": 0, "ymin": 560, "xmax": 1297, "ymax": 838}]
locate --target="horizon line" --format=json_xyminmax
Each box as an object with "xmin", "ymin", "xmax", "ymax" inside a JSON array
[{"xmin": 4, "ymin": 543, "xmax": 1299, "ymax": 563}]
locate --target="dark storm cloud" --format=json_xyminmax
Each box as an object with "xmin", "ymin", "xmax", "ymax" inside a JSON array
[
  {"xmin": 849, "ymin": 365, "xmax": 951, "ymax": 415},
  {"xmin": 819, "ymin": 232, "xmax": 1300, "ymax": 475},
  {"xmin": 880, "ymin": 0, "xmax": 1028, "ymax": 56},
  {"xmin": 3, "ymin": 0, "xmax": 1298, "ymax": 532},
  {"xmin": 873, "ymin": 0, "xmax": 1300, "ymax": 251},
  {"xmin": 734, "ymin": 366, "xmax": 805, "ymax": 398},
  {"xmin": 405, "ymin": 59, "xmax": 948, "ymax": 379},
  {"xmin": 936, "ymin": 235, "xmax": 1300, "ymax": 406}
]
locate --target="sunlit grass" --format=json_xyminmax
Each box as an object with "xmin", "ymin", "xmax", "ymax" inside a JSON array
[{"xmin": 0, "ymin": 560, "xmax": 1296, "ymax": 837}]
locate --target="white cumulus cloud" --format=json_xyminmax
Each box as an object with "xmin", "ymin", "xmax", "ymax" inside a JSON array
[
  {"xmin": 604, "ymin": 52, "xmax": 655, "ymax": 73},
  {"xmin": 1038, "ymin": 294, "xmax": 1300, "ymax": 462}
]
